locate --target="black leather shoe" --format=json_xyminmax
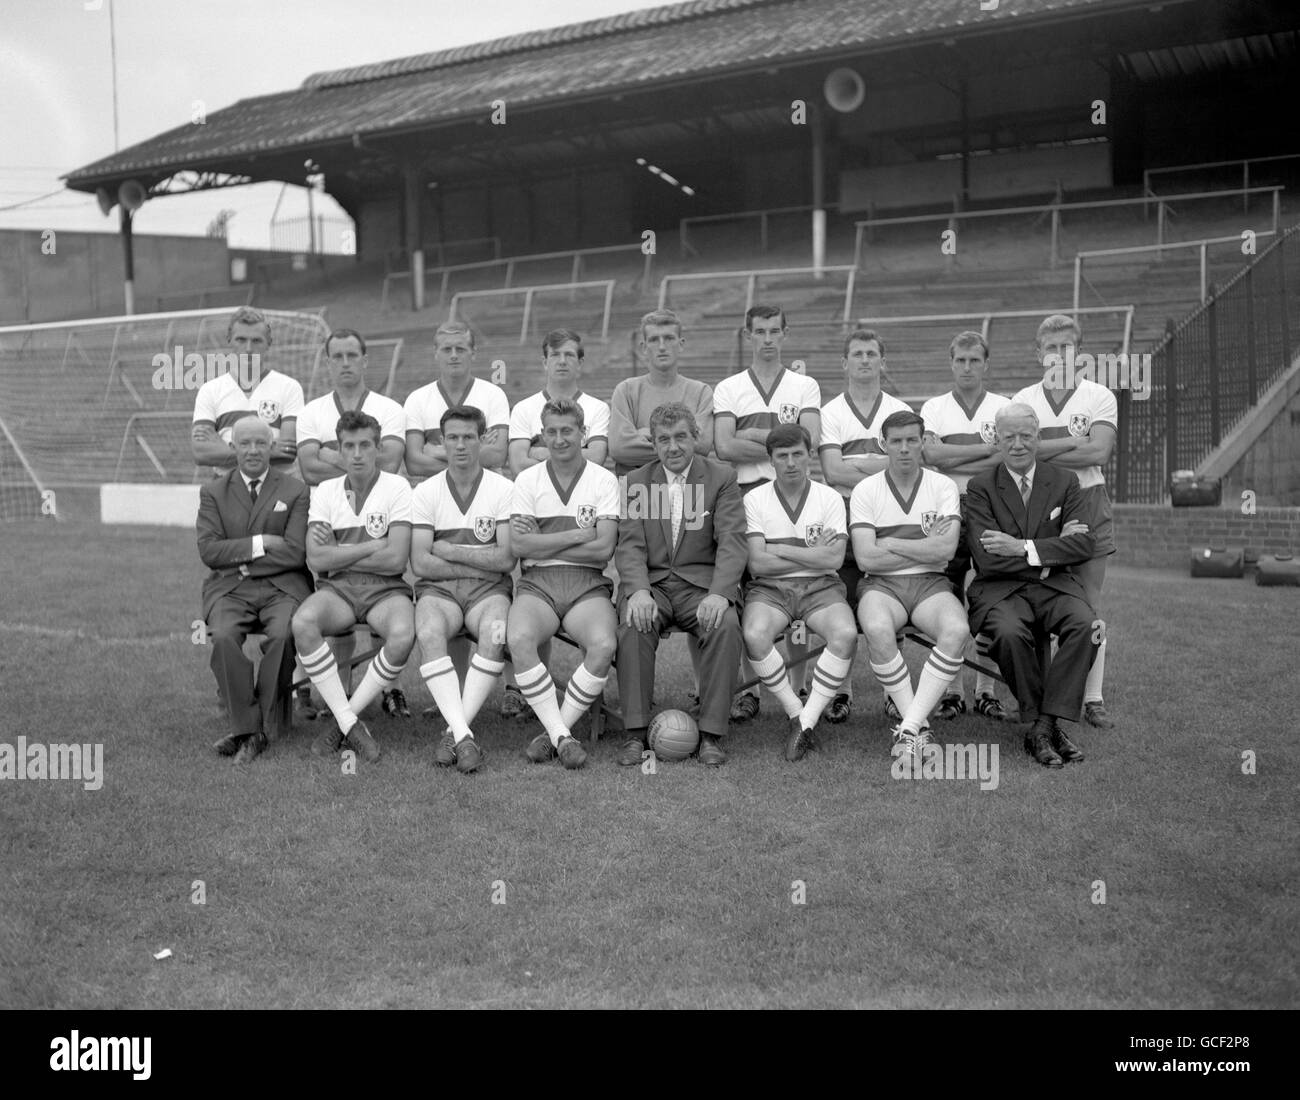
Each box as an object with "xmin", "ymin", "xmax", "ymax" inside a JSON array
[
  {"xmin": 557, "ymin": 734, "xmax": 587, "ymax": 770},
  {"xmin": 1025, "ymin": 723, "xmax": 1063, "ymax": 768},
  {"xmin": 1051, "ymin": 726, "xmax": 1085, "ymax": 763},
  {"xmin": 618, "ymin": 737, "xmax": 646, "ymax": 766},
  {"xmin": 434, "ymin": 729, "xmax": 456, "ymax": 767},
  {"xmin": 212, "ymin": 733, "xmax": 243, "ymax": 757},
  {"xmin": 698, "ymin": 733, "xmax": 727, "ymax": 766},
  {"xmin": 233, "ymin": 731, "xmax": 267, "ymax": 765},
  {"xmin": 454, "ymin": 735, "xmax": 484, "ymax": 774},
  {"xmin": 525, "ymin": 732, "xmax": 556, "ymax": 763},
  {"xmin": 824, "ymin": 693, "xmax": 851, "ymax": 724}
]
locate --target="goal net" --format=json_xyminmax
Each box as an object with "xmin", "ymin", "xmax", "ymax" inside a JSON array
[{"xmin": 0, "ymin": 307, "xmax": 331, "ymax": 519}]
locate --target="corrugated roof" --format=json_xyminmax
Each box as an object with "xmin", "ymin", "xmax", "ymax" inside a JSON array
[{"xmin": 65, "ymin": 0, "xmax": 1151, "ymax": 187}]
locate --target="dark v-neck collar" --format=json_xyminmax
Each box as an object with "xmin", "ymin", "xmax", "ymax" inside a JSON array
[
  {"xmin": 546, "ymin": 460, "xmax": 585, "ymax": 505},
  {"xmin": 885, "ymin": 469, "xmax": 923, "ymax": 514},
  {"xmin": 333, "ymin": 388, "xmax": 369, "ymax": 416},
  {"xmin": 747, "ymin": 367, "xmax": 787, "ymax": 406},
  {"xmin": 845, "ymin": 389, "xmax": 884, "ymax": 430},
  {"xmin": 445, "ymin": 468, "xmax": 484, "ymax": 515},
  {"xmin": 346, "ymin": 469, "xmax": 382, "ymax": 514},
  {"xmin": 951, "ymin": 388, "xmax": 985, "ymax": 420},
  {"xmin": 774, "ymin": 478, "xmax": 811, "ymax": 524},
  {"xmin": 1040, "ymin": 382, "xmax": 1073, "ymax": 418},
  {"xmin": 437, "ymin": 376, "xmax": 474, "ymax": 409}
]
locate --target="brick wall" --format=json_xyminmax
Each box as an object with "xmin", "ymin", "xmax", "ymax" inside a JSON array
[{"xmin": 1113, "ymin": 504, "xmax": 1300, "ymax": 568}]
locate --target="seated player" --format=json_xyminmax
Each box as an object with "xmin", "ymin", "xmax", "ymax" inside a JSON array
[
  {"xmin": 853, "ymin": 411, "xmax": 970, "ymax": 759},
  {"xmin": 292, "ymin": 410, "xmax": 416, "ymax": 763},
  {"xmin": 506, "ymin": 398, "xmax": 620, "ymax": 770},
  {"xmin": 411, "ymin": 405, "xmax": 516, "ymax": 774},
  {"xmin": 741, "ymin": 424, "xmax": 858, "ymax": 762}
]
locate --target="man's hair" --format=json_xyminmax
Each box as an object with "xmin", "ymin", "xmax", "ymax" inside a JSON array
[
  {"xmin": 541, "ymin": 396, "xmax": 584, "ymax": 429},
  {"xmin": 648, "ymin": 402, "xmax": 699, "ymax": 440},
  {"xmin": 542, "ymin": 328, "xmax": 584, "ymax": 360},
  {"xmin": 881, "ymin": 410, "xmax": 925, "ymax": 441},
  {"xmin": 949, "ymin": 330, "xmax": 988, "ymax": 360},
  {"xmin": 325, "ymin": 328, "xmax": 367, "ymax": 357},
  {"xmin": 638, "ymin": 308, "xmax": 683, "ymax": 341},
  {"xmin": 435, "ymin": 320, "xmax": 477, "ymax": 350},
  {"xmin": 994, "ymin": 402, "xmax": 1040, "ymax": 433},
  {"xmin": 440, "ymin": 404, "xmax": 486, "ymax": 437},
  {"xmin": 335, "ymin": 409, "xmax": 382, "ymax": 444},
  {"xmin": 1036, "ymin": 313, "xmax": 1081, "ymax": 348},
  {"xmin": 226, "ymin": 306, "xmax": 272, "ymax": 345},
  {"xmin": 765, "ymin": 423, "xmax": 811, "ymax": 456},
  {"xmin": 843, "ymin": 327, "xmax": 885, "ymax": 358},
  {"xmin": 745, "ymin": 303, "xmax": 786, "ymax": 332},
  {"xmin": 231, "ymin": 415, "xmax": 273, "ymax": 442}
]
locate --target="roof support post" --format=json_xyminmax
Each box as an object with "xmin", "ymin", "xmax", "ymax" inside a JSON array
[
  {"xmin": 810, "ymin": 100, "xmax": 826, "ymax": 279},
  {"xmin": 119, "ymin": 205, "xmax": 136, "ymax": 316},
  {"xmin": 403, "ymin": 163, "xmax": 425, "ymax": 311}
]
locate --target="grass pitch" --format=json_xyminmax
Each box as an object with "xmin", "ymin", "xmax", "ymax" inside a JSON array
[{"xmin": 0, "ymin": 518, "xmax": 1295, "ymax": 1009}]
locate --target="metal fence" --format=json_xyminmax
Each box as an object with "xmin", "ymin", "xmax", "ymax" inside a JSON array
[{"xmin": 1111, "ymin": 223, "xmax": 1299, "ymax": 502}]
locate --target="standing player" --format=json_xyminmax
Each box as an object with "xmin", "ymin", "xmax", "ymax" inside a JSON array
[
  {"xmin": 608, "ymin": 309, "xmax": 714, "ymax": 476},
  {"xmin": 713, "ymin": 304, "xmax": 822, "ymax": 723},
  {"xmin": 818, "ymin": 327, "xmax": 913, "ymax": 723},
  {"xmin": 292, "ymin": 410, "xmax": 416, "ymax": 763},
  {"xmin": 296, "ymin": 328, "xmax": 409, "ymax": 718},
  {"xmin": 411, "ymin": 406, "xmax": 516, "ymax": 774},
  {"xmin": 919, "ymin": 331, "xmax": 1011, "ymax": 721},
  {"xmin": 191, "ymin": 306, "xmax": 302, "ymax": 478},
  {"xmin": 852, "ymin": 411, "xmax": 969, "ymax": 759},
  {"xmin": 405, "ymin": 321, "xmax": 510, "ymax": 480},
  {"xmin": 1013, "ymin": 314, "xmax": 1117, "ymax": 730},
  {"xmin": 741, "ymin": 425, "xmax": 858, "ymax": 762},
  {"xmin": 508, "ymin": 329, "xmax": 609, "ymax": 475},
  {"xmin": 507, "ymin": 399, "xmax": 620, "ymax": 770}
]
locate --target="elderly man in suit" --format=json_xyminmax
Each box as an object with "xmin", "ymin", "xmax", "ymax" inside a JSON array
[
  {"xmin": 615, "ymin": 402, "xmax": 747, "ymax": 766},
  {"xmin": 964, "ymin": 402, "xmax": 1100, "ymax": 768},
  {"xmin": 197, "ymin": 417, "xmax": 312, "ymax": 763}
]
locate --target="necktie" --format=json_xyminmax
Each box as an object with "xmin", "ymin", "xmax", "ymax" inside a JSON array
[
  {"xmin": 1019, "ymin": 475, "xmax": 1030, "ymax": 506},
  {"xmin": 248, "ymin": 478, "xmax": 260, "ymax": 504},
  {"xmin": 670, "ymin": 474, "xmax": 684, "ymax": 547}
]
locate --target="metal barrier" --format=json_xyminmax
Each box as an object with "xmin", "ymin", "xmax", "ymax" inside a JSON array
[
  {"xmin": 384, "ymin": 236, "xmax": 501, "ymax": 273},
  {"xmin": 113, "ymin": 410, "xmax": 192, "ymax": 480},
  {"xmin": 853, "ymin": 186, "xmax": 1284, "ymax": 271},
  {"xmin": 382, "ymin": 242, "xmax": 652, "ymax": 312},
  {"xmin": 303, "ymin": 338, "xmax": 404, "ymax": 401},
  {"xmin": 1110, "ymin": 224, "xmax": 1299, "ymax": 503},
  {"xmin": 1144, "ymin": 154, "xmax": 1300, "ymax": 210},
  {"xmin": 151, "ymin": 285, "xmax": 254, "ymax": 312},
  {"xmin": 447, "ymin": 280, "xmax": 617, "ymax": 343},
  {"xmin": 1073, "ymin": 232, "xmax": 1278, "ymax": 312},
  {"xmin": 679, "ymin": 203, "xmax": 839, "ymax": 257},
  {"xmin": 658, "ymin": 265, "xmax": 858, "ymax": 324}
]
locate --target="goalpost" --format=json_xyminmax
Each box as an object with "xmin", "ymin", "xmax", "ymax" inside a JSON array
[{"xmin": 0, "ymin": 307, "xmax": 332, "ymax": 520}]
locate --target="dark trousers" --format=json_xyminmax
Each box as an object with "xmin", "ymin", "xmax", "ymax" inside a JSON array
[
  {"xmin": 616, "ymin": 577, "xmax": 742, "ymax": 738},
  {"xmin": 981, "ymin": 583, "xmax": 1097, "ymax": 722},
  {"xmin": 208, "ymin": 579, "xmax": 300, "ymax": 740}
]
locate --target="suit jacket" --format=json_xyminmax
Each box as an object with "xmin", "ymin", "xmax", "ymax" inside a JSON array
[
  {"xmin": 615, "ymin": 456, "xmax": 747, "ymax": 603},
  {"xmin": 197, "ymin": 467, "xmax": 313, "ymax": 619},
  {"xmin": 965, "ymin": 460, "xmax": 1096, "ymax": 628}
]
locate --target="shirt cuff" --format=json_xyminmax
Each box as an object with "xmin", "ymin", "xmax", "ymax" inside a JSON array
[
  {"xmin": 1025, "ymin": 539, "xmax": 1040, "ymax": 567},
  {"xmin": 251, "ymin": 534, "xmax": 265, "ymax": 559}
]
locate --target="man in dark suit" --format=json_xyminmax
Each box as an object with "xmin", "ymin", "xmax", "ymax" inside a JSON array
[
  {"xmin": 197, "ymin": 417, "xmax": 312, "ymax": 763},
  {"xmin": 615, "ymin": 403, "xmax": 747, "ymax": 766},
  {"xmin": 965, "ymin": 403, "xmax": 1100, "ymax": 768}
]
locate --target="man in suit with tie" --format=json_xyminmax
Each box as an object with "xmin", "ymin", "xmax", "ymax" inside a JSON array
[
  {"xmin": 965, "ymin": 403, "xmax": 1100, "ymax": 768},
  {"xmin": 615, "ymin": 403, "xmax": 747, "ymax": 766},
  {"xmin": 197, "ymin": 417, "xmax": 313, "ymax": 763}
]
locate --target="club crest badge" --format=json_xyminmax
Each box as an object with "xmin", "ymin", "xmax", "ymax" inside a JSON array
[
  {"xmin": 258, "ymin": 399, "xmax": 280, "ymax": 423},
  {"xmin": 804, "ymin": 522, "xmax": 824, "ymax": 547},
  {"xmin": 979, "ymin": 420, "xmax": 998, "ymax": 444},
  {"xmin": 778, "ymin": 403, "xmax": 799, "ymax": 424},
  {"xmin": 921, "ymin": 510, "xmax": 939, "ymax": 535},
  {"xmin": 1068, "ymin": 413, "xmax": 1091, "ymax": 437},
  {"xmin": 576, "ymin": 504, "xmax": 597, "ymax": 528},
  {"xmin": 364, "ymin": 511, "xmax": 389, "ymax": 538},
  {"xmin": 473, "ymin": 515, "xmax": 495, "ymax": 542}
]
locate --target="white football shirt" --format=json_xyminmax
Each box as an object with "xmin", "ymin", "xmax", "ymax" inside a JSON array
[
  {"xmin": 308, "ymin": 469, "xmax": 412, "ymax": 576},
  {"xmin": 713, "ymin": 367, "xmax": 821, "ymax": 485},
  {"xmin": 511, "ymin": 460, "xmax": 620, "ymax": 569},
  {"xmin": 819, "ymin": 389, "xmax": 913, "ymax": 497},
  {"xmin": 743, "ymin": 477, "xmax": 846, "ymax": 579},
  {"xmin": 919, "ymin": 389, "xmax": 1011, "ymax": 493},
  {"xmin": 1012, "ymin": 379, "xmax": 1117, "ymax": 489},
  {"xmin": 849, "ymin": 468, "xmax": 961, "ymax": 577}
]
